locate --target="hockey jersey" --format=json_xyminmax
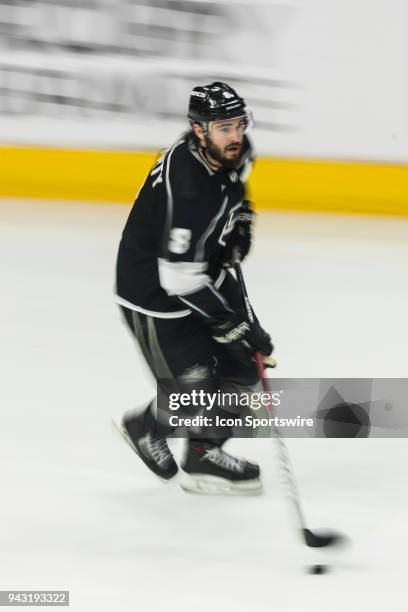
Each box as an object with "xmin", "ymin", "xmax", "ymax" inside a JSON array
[{"xmin": 115, "ymin": 133, "xmax": 254, "ymax": 321}]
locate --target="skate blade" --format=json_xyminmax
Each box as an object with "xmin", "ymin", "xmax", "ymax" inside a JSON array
[
  {"xmin": 110, "ymin": 419, "xmax": 174, "ymax": 484},
  {"xmin": 111, "ymin": 418, "xmax": 139, "ymax": 453},
  {"xmin": 179, "ymin": 471, "xmax": 263, "ymax": 496}
]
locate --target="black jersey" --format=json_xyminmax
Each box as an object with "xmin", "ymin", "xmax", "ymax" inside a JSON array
[{"xmin": 115, "ymin": 134, "xmax": 254, "ymax": 321}]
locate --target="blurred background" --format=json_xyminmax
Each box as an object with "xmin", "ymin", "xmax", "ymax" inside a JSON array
[
  {"xmin": 1, "ymin": 3, "xmax": 408, "ymax": 611},
  {"xmin": 0, "ymin": 0, "xmax": 407, "ymax": 211}
]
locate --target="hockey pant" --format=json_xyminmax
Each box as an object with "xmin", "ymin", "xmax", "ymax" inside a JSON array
[{"xmin": 120, "ymin": 306, "xmax": 260, "ymax": 444}]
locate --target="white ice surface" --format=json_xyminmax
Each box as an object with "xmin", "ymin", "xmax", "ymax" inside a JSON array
[{"xmin": 1, "ymin": 199, "xmax": 408, "ymax": 611}]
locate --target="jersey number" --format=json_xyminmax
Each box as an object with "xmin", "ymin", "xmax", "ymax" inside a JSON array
[{"xmin": 168, "ymin": 228, "xmax": 192, "ymax": 254}]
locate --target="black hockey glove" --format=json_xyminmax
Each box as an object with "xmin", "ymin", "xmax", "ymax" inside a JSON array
[
  {"xmin": 211, "ymin": 312, "xmax": 273, "ymax": 362},
  {"xmin": 221, "ymin": 200, "xmax": 254, "ymax": 267}
]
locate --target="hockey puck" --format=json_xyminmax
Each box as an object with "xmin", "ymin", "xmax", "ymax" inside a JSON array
[{"xmin": 307, "ymin": 564, "xmax": 328, "ymax": 575}]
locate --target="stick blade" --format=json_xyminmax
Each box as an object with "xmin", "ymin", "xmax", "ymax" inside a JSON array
[{"xmin": 302, "ymin": 528, "xmax": 346, "ymax": 548}]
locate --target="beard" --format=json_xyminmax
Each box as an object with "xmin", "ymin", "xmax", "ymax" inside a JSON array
[{"xmin": 205, "ymin": 138, "xmax": 242, "ymax": 169}]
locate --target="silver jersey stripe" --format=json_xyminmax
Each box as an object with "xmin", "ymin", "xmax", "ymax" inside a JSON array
[
  {"xmin": 195, "ymin": 195, "xmax": 229, "ymax": 262},
  {"xmin": 205, "ymin": 282, "xmax": 235, "ymax": 313},
  {"xmin": 178, "ymin": 295, "xmax": 211, "ymax": 319},
  {"xmin": 188, "ymin": 142, "xmax": 215, "ymax": 176},
  {"xmin": 214, "ymin": 269, "xmax": 227, "ymax": 289}
]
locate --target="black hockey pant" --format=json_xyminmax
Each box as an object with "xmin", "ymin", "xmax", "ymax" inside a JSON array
[{"xmin": 120, "ymin": 306, "xmax": 260, "ymax": 443}]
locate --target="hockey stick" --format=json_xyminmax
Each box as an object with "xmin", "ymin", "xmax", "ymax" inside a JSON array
[{"xmin": 233, "ymin": 257, "xmax": 344, "ymax": 548}]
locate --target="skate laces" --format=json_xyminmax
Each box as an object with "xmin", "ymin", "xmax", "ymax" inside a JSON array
[
  {"xmin": 203, "ymin": 447, "xmax": 245, "ymax": 473},
  {"xmin": 146, "ymin": 434, "xmax": 171, "ymax": 466}
]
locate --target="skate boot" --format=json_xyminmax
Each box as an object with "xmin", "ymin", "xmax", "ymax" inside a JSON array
[
  {"xmin": 180, "ymin": 442, "xmax": 262, "ymax": 495},
  {"xmin": 115, "ymin": 405, "xmax": 178, "ymax": 480}
]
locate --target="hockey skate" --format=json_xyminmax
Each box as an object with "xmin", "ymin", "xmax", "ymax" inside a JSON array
[
  {"xmin": 180, "ymin": 442, "xmax": 262, "ymax": 495},
  {"xmin": 113, "ymin": 405, "xmax": 178, "ymax": 480}
]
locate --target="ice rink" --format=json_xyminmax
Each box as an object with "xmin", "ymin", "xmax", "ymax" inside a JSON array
[{"xmin": 1, "ymin": 198, "xmax": 408, "ymax": 611}]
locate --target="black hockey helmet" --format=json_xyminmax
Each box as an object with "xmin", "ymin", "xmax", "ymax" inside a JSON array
[{"xmin": 188, "ymin": 81, "xmax": 247, "ymax": 125}]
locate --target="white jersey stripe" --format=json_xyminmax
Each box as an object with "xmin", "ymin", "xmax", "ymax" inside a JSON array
[{"xmin": 115, "ymin": 295, "xmax": 191, "ymax": 319}]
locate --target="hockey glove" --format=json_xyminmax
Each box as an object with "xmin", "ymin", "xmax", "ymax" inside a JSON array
[
  {"xmin": 211, "ymin": 312, "xmax": 273, "ymax": 361},
  {"xmin": 221, "ymin": 200, "xmax": 254, "ymax": 267}
]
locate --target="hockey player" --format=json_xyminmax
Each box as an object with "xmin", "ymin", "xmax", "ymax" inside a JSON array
[{"xmin": 115, "ymin": 82, "xmax": 273, "ymax": 494}]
